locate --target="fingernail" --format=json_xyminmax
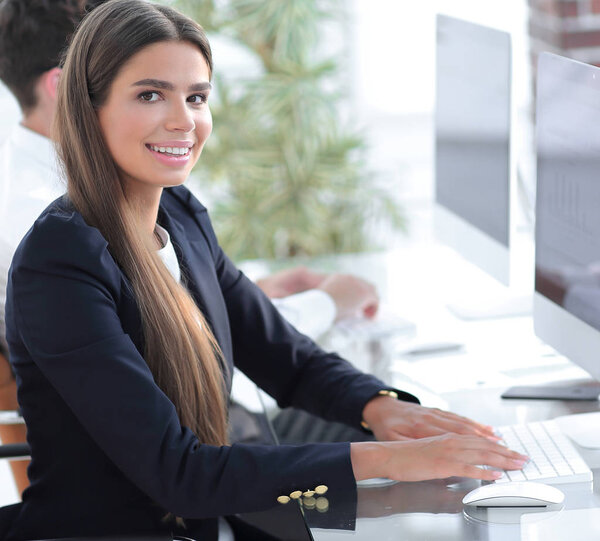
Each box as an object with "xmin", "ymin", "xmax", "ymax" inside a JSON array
[{"xmin": 491, "ymin": 471, "xmax": 503, "ymax": 479}]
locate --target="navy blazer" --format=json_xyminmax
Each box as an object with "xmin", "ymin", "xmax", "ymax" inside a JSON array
[{"xmin": 4, "ymin": 186, "xmax": 416, "ymax": 540}]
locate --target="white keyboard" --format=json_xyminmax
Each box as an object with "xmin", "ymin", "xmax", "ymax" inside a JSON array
[{"xmin": 494, "ymin": 420, "xmax": 593, "ymax": 485}]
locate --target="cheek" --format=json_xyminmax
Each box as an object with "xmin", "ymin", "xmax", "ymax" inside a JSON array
[
  {"xmin": 99, "ymin": 106, "xmax": 152, "ymax": 165},
  {"xmin": 195, "ymin": 109, "xmax": 213, "ymax": 145}
]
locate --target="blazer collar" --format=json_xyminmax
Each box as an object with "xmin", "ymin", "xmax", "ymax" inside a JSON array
[{"xmin": 156, "ymin": 200, "xmax": 234, "ymax": 380}]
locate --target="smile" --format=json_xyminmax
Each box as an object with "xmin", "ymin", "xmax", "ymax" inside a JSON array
[{"xmin": 146, "ymin": 144, "xmax": 191, "ymax": 156}]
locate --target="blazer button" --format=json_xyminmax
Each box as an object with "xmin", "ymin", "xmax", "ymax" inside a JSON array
[
  {"xmin": 290, "ymin": 490, "xmax": 303, "ymax": 499},
  {"xmin": 277, "ymin": 495, "xmax": 290, "ymax": 504},
  {"xmin": 315, "ymin": 485, "xmax": 328, "ymax": 495}
]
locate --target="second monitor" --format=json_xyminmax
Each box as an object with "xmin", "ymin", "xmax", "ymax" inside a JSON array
[{"xmin": 435, "ymin": 14, "xmax": 512, "ymax": 285}]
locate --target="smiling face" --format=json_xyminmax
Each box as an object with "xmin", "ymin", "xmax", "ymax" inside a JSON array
[{"xmin": 97, "ymin": 40, "xmax": 212, "ymax": 202}]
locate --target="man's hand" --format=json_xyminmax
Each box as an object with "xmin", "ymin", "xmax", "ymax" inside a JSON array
[
  {"xmin": 317, "ymin": 273, "xmax": 379, "ymax": 320},
  {"xmin": 256, "ymin": 267, "xmax": 327, "ymax": 298},
  {"xmin": 256, "ymin": 268, "xmax": 379, "ymax": 321}
]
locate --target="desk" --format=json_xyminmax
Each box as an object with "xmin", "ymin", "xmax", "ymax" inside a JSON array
[
  {"xmin": 249, "ymin": 243, "xmax": 600, "ymax": 541},
  {"xmin": 303, "ymin": 386, "xmax": 600, "ymax": 540}
]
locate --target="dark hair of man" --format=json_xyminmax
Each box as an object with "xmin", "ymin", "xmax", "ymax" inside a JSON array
[{"xmin": 0, "ymin": 0, "xmax": 90, "ymax": 113}]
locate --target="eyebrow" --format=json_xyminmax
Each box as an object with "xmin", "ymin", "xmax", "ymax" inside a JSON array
[{"xmin": 132, "ymin": 79, "xmax": 212, "ymax": 92}]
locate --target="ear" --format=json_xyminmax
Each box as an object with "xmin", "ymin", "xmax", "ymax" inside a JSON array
[{"xmin": 42, "ymin": 67, "xmax": 62, "ymax": 101}]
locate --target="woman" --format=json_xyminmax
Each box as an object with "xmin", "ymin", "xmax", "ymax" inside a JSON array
[{"xmin": 3, "ymin": 1, "xmax": 526, "ymax": 539}]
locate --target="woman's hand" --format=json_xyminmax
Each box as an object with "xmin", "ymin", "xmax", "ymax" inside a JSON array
[
  {"xmin": 350, "ymin": 435, "xmax": 529, "ymax": 482},
  {"xmin": 362, "ymin": 395, "xmax": 498, "ymax": 442}
]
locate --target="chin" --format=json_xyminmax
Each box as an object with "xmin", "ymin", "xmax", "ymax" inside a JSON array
[{"xmin": 160, "ymin": 177, "xmax": 188, "ymax": 189}]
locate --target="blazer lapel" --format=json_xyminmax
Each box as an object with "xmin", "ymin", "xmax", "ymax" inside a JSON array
[{"xmin": 157, "ymin": 207, "xmax": 234, "ymax": 388}]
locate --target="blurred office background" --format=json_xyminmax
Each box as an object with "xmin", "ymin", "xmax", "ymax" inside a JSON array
[
  {"xmin": 1, "ymin": 0, "xmax": 534, "ymax": 260},
  {"xmin": 169, "ymin": 0, "xmax": 533, "ymax": 259},
  {"xmin": 5, "ymin": 1, "xmax": 600, "ymax": 257}
]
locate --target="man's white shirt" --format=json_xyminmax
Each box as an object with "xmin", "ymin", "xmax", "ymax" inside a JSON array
[
  {"xmin": 0, "ymin": 124, "xmax": 64, "ymax": 248},
  {"xmin": 0, "ymin": 124, "xmax": 65, "ymax": 352}
]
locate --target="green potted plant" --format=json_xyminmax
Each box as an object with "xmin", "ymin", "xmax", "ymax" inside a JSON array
[{"xmin": 174, "ymin": 0, "xmax": 405, "ymax": 261}]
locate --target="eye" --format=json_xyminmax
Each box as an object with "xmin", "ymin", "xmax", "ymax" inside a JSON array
[
  {"xmin": 188, "ymin": 93, "xmax": 208, "ymax": 105},
  {"xmin": 138, "ymin": 91, "xmax": 161, "ymax": 102}
]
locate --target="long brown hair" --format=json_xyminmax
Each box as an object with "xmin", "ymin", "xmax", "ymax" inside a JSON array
[{"xmin": 54, "ymin": 0, "xmax": 228, "ymax": 446}]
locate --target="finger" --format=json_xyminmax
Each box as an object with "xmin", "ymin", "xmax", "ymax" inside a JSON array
[
  {"xmin": 459, "ymin": 448, "xmax": 529, "ymax": 471},
  {"xmin": 363, "ymin": 302, "xmax": 378, "ymax": 319},
  {"xmin": 410, "ymin": 412, "xmax": 487, "ymax": 439},
  {"xmin": 430, "ymin": 408, "xmax": 495, "ymax": 432},
  {"xmin": 455, "ymin": 464, "xmax": 504, "ymax": 481},
  {"xmin": 457, "ymin": 436, "xmax": 529, "ymax": 462},
  {"xmin": 424, "ymin": 409, "xmax": 498, "ymax": 438}
]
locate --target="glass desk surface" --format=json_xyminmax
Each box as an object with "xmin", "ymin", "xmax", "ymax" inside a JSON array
[{"xmin": 301, "ymin": 387, "xmax": 600, "ymax": 541}]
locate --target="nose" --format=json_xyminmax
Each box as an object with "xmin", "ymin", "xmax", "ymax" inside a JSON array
[{"xmin": 165, "ymin": 99, "xmax": 195, "ymax": 133}]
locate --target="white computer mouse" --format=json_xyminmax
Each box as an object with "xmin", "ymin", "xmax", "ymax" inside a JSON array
[{"xmin": 462, "ymin": 482, "xmax": 564, "ymax": 508}]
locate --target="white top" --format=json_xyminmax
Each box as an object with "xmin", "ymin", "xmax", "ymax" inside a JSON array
[{"xmin": 154, "ymin": 224, "xmax": 180, "ymax": 283}]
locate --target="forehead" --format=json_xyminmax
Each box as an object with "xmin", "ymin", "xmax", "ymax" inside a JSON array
[{"xmin": 114, "ymin": 40, "xmax": 211, "ymax": 86}]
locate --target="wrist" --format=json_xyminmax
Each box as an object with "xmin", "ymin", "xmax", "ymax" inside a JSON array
[
  {"xmin": 361, "ymin": 390, "xmax": 399, "ymax": 431},
  {"xmin": 350, "ymin": 441, "xmax": 387, "ymax": 481}
]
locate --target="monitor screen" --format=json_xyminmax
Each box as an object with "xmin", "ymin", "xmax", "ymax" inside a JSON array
[
  {"xmin": 435, "ymin": 14, "xmax": 512, "ymax": 284},
  {"xmin": 535, "ymin": 52, "xmax": 600, "ymax": 381}
]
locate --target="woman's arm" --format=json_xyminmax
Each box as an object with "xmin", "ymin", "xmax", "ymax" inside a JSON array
[
  {"xmin": 184, "ymin": 190, "xmax": 507, "ymax": 441},
  {"xmin": 7, "ymin": 211, "xmax": 357, "ymax": 519}
]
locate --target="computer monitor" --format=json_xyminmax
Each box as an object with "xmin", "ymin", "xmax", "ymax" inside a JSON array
[
  {"xmin": 533, "ymin": 52, "xmax": 600, "ymax": 448},
  {"xmin": 535, "ymin": 52, "xmax": 600, "ymax": 383},
  {"xmin": 434, "ymin": 14, "xmax": 512, "ymax": 285}
]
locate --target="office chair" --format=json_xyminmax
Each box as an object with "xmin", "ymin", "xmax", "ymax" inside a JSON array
[
  {"xmin": 0, "ymin": 407, "xmax": 28, "ymax": 456},
  {"xmin": 0, "ymin": 409, "xmax": 29, "ymax": 462}
]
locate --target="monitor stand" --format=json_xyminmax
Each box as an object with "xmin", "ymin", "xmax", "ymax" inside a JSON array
[
  {"xmin": 555, "ymin": 410, "xmax": 600, "ymax": 450},
  {"xmin": 447, "ymin": 292, "xmax": 532, "ymax": 320}
]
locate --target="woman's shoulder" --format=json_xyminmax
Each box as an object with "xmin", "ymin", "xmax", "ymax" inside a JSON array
[{"xmin": 12, "ymin": 195, "xmax": 111, "ymax": 272}]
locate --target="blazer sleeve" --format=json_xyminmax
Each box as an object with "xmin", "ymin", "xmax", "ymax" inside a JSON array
[
  {"xmin": 7, "ymin": 211, "xmax": 356, "ymax": 519},
  {"xmin": 181, "ymin": 190, "xmax": 418, "ymax": 429}
]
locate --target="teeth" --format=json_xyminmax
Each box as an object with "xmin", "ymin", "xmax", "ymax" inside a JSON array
[{"xmin": 150, "ymin": 145, "xmax": 190, "ymax": 156}]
